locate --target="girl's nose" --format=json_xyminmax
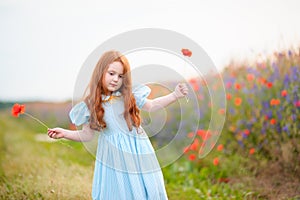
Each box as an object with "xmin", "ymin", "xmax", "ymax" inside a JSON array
[{"xmin": 113, "ymin": 75, "xmax": 119, "ymax": 82}]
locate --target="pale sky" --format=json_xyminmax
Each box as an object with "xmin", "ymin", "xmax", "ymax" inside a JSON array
[{"xmin": 1, "ymin": 0, "xmax": 299, "ymax": 102}]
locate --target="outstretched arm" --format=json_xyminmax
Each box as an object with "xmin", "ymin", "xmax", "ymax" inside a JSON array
[
  {"xmin": 47, "ymin": 124, "xmax": 95, "ymax": 142},
  {"xmin": 142, "ymin": 83, "xmax": 188, "ymax": 112}
]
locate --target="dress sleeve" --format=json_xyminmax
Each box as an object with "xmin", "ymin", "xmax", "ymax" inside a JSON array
[
  {"xmin": 133, "ymin": 84, "xmax": 151, "ymax": 109},
  {"xmin": 69, "ymin": 101, "xmax": 90, "ymax": 126}
]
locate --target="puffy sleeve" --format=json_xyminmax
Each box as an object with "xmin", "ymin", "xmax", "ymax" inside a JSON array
[
  {"xmin": 69, "ymin": 101, "xmax": 90, "ymax": 126},
  {"xmin": 133, "ymin": 84, "xmax": 151, "ymax": 109}
]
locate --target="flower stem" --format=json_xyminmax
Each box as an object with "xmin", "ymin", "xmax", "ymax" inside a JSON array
[
  {"xmin": 183, "ymin": 58, "xmax": 189, "ymax": 103},
  {"xmin": 23, "ymin": 112, "xmax": 49, "ymax": 129},
  {"xmin": 23, "ymin": 112, "xmax": 73, "ymax": 149}
]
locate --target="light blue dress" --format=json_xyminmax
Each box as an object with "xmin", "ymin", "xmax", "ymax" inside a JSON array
[{"xmin": 69, "ymin": 85, "xmax": 168, "ymax": 200}]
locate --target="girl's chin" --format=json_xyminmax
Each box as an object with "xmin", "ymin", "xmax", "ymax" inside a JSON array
[{"xmin": 107, "ymin": 86, "xmax": 120, "ymax": 92}]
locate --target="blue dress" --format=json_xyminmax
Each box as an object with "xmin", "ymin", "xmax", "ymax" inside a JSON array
[{"xmin": 69, "ymin": 85, "xmax": 168, "ymax": 200}]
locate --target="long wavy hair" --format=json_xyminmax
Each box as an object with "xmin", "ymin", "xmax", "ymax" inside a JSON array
[{"xmin": 83, "ymin": 50, "xmax": 141, "ymax": 131}]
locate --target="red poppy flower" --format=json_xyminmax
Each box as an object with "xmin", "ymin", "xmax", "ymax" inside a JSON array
[
  {"xmin": 226, "ymin": 93, "xmax": 232, "ymax": 100},
  {"xmin": 270, "ymin": 118, "xmax": 276, "ymax": 125},
  {"xmin": 197, "ymin": 130, "xmax": 206, "ymax": 137},
  {"xmin": 197, "ymin": 129, "xmax": 211, "ymax": 141},
  {"xmin": 266, "ymin": 82, "xmax": 273, "ymax": 88},
  {"xmin": 234, "ymin": 97, "xmax": 242, "ymax": 106},
  {"xmin": 189, "ymin": 78, "xmax": 197, "ymax": 85},
  {"xmin": 213, "ymin": 157, "xmax": 219, "ymax": 166},
  {"xmin": 259, "ymin": 77, "xmax": 267, "ymax": 84},
  {"xmin": 217, "ymin": 144, "xmax": 224, "ymax": 151},
  {"xmin": 190, "ymin": 138, "xmax": 200, "ymax": 151},
  {"xmin": 183, "ymin": 146, "xmax": 190, "ymax": 154},
  {"xmin": 189, "ymin": 154, "xmax": 196, "ymax": 161},
  {"xmin": 244, "ymin": 129, "xmax": 250, "ymax": 136},
  {"xmin": 249, "ymin": 148, "xmax": 255, "ymax": 155},
  {"xmin": 270, "ymin": 99, "xmax": 280, "ymax": 106},
  {"xmin": 247, "ymin": 74, "xmax": 255, "ymax": 82},
  {"xmin": 181, "ymin": 48, "xmax": 192, "ymax": 57},
  {"xmin": 192, "ymin": 83, "xmax": 199, "ymax": 91},
  {"xmin": 234, "ymin": 83, "xmax": 241, "ymax": 90},
  {"xmin": 11, "ymin": 103, "xmax": 49, "ymax": 129},
  {"xmin": 11, "ymin": 103, "xmax": 25, "ymax": 117},
  {"xmin": 281, "ymin": 90, "xmax": 287, "ymax": 97}
]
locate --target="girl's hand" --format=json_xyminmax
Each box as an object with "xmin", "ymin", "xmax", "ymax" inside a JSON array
[
  {"xmin": 47, "ymin": 128, "xmax": 65, "ymax": 139},
  {"xmin": 174, "ymin": 83, "xmax": 189, "ymax": 99}
]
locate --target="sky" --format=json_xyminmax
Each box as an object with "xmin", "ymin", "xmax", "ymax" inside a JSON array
[{"xmin": 1, "ymin": 0, "xmax": 300, "ymax": 102}]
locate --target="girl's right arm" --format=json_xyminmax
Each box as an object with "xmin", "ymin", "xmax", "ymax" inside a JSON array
[{"xmin": 47, "ymin": 124, "xmax": 95, "ymax": 142}]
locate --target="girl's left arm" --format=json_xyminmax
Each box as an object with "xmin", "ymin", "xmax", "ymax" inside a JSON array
[{"xmin": 142, "ymin": 83, "xmax": 188, "ymax": 112}]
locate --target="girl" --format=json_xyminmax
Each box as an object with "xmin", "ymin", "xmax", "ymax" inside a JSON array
[{"xmin": 47, "ymin": 50, "xmax": 188, "ymax": 200}]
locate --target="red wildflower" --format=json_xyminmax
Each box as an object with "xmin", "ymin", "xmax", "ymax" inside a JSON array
[
  {"xmin": 281, "ymin": 90, "xmax": 287, "ymax": 97},
  {"xmin": 183, "ymin": 146, "xmax": 189, "ymax": 154},
  {"xmin": 270, "ymin": 118, "xmax": 276, "ymax": 125},
  {"xmin": 192, "ymin": 83, "xmax": 199, "ymax": 91},
  {"xmin": 226, "ymin": 93, "xmax": 232, "ymax": 100},
  {"xmin": 197, "ymin": 130, "xmax": 211, "ymax": 141},
  {"xmin": 11, "ymin": 103, "xmax": 25, "ymax": 117},
  {"xmin": 249, "ymin": 148, "xmax": 255, "ymax": 155},
  {"xmin": 189, "ymin": 78, "xmax": 197, "ymax": 85},
  {"xmin": 181, "ymin": 48, "xmax": 192, "ymax": 57},
  {"xmin": 197, "ymin": 130, "xmax": 206, "ymax": 137},
  {"xmin": 11, "ymin": 103, "xmax": 49, "ymax": 129},
  {"xmin": 213, "ymin": 157, "xmax": 219, "ymax": 166},
  {"xmin": 217, "ymin": 144, "xmax": 224, "ymax": 151},
  {"xmin": 259, "ymin": 77, "xmax": 267, "ymax": 84},
  {"xmin": 295, "ymin": 100, "xmax": 300, "ymax": 107},
  {"xmin": 190, "ymin": 138, "xmax": 200, "ymax": 151},
  {"xmin": 234, "ymin": 97, "xmax": 242, "ymax": 106},
  {"xmin": 244, "ymin": 129, "xmax": 250, "ymax": 136},
  {"xmin": 266, "ymin": 82, "xmax": 273, "ymax": 88},
  {"xmin": 189, "ymin": 154, "xmax": 196, "ymax": 161},
  {"xmin": 234, "ymin": 83, "xmax": 241, "ymax": 90},
  {"xmin": 270, "ymin": 99, "xmax": 280, "ymax": 106},
  {"xmin": 247, "ymin": 74, "xmax": 255, "ymax": 82}
]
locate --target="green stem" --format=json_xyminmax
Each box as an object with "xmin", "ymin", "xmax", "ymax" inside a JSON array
[
  {"xmin": 23, "ymin": 112, "xmax": 73, "ymax": 149},
  {"xmin": 23, "ymin": 112, "xmax": 49, "ymax": 129}
]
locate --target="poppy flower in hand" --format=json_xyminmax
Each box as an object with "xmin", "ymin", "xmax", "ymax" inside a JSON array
[
  {"xmin": 12, "ymin": 103, "xmax": 25, "ymax": 117},
  {"xmin": 181, "ymin": 48, "xmax": 192, "ymax": 57}
]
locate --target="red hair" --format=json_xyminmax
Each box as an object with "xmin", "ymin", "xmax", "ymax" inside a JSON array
[{"xmin": 83, "ymin": 50, "xmax": 141, "ymax": 131}]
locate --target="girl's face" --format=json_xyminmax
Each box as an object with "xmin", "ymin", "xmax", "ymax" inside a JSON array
[{"xmin": 103, "ymin": 61, "xmax": 124, "ymax": 93}]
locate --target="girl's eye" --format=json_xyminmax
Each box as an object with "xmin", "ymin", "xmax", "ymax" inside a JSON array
[
  {"xmin": 119, "ymin": 75, "xmax": 124, "ymax": 78},
  {"xmin": 109, "ymin": 72, "xmax": 114, "ymax": 76}
]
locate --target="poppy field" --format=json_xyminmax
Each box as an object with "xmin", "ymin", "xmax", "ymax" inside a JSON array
[
  {"xmin": 0, "ymin": 47, "xmax": 300, "ymax": 199},
  {"xmin": 161, "ymin": 48, "xmax": 300, "ymax": 199}
]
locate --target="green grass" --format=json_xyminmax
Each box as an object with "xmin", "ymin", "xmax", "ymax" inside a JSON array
[
  {"xmin": 0, "ymin": 113, "xmax": 94, "ymax": 199},
  {"xmin": 1, "ymin": 110, "xmax": 298, "ymax": 199}
]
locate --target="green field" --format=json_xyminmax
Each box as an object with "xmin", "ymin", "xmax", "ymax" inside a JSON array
[
  {"xmin": 1, "ymin": 48, "xmax": 300, "ymax": 199},
  {"xmin": 1, "ymin": 110, "xmax": 298, "ymax": 200}
]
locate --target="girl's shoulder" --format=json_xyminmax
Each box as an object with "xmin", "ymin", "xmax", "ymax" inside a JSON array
[
  {"xmin": 132, "ymin": 84, "xmax": 151, "ymax": 109},
  {"xmin": 69, "ymin": 101, "xmax": 90, "ymax": 126}
]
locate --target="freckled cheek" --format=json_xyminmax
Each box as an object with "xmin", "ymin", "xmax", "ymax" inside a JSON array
[{"xmin": 118, "ymin": 79, "xmax": 123, "ymax": 86}]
